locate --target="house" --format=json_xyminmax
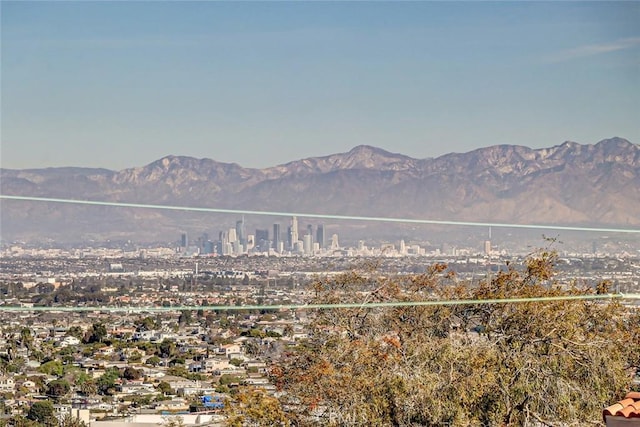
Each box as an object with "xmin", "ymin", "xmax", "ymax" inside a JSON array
[
  {"xmin": 242, "ymin": 360, "xmax": 267, "ymax": 374},
  {"xmin": 59, "ymin": 336, "xmax": 81, "ymax": 347},
  {"xmin": 15, "ymin": 380, "xmax": 37, "ymax": 393},
  {"xmin": 0, "ymin": 377, "xmax": 15, "ymax": 393},
  {"xmin": 203, "ymin": 358, "xmax": 233, "ymax": 373},
  {"xmin": 95, "ymin": 346, "xmax": 115, "ymax": 357},
  {"xmin": 118, "ymin": 381, "xmax": 155, "ymax": 395},
  {"xmin": 133, "ymin": 330, "xmax": 158, "ymax": 341},
  {"xmin": 162, "ymin": 376, "xmax": 200, "ymax": 392},
  {"xmin": 141, "ymin": 368, "xmax": 165, "ymax": 378},
  {"xmin": 154, "ymin": 399, "xmax": 189, "ymax": 412},
  {"xmin": 604, "ymin": 392, "xmax": 640, "ymax": 426},
  {"xmin": 218, "ymin": 344, "xmax": 241, "ymax": 357}
]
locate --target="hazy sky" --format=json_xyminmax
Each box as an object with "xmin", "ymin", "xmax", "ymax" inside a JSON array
[{"xmin": 2, "ymin": 1, "xmax": 639, "ymax": 170}]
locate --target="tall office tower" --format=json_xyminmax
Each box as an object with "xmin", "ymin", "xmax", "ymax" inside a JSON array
[
  {"xmin": 273, "ymin": 223, "xmax": 281, "ymax": 252},
  {"xmin": 290, "ymin": 216, "xmax": 299, "ymax": 249},
  {"xmin": 236, "ymin": 217, "xmax": 245, "ymax": 245},
  {"xmin": 233, "ymin": 241, "xmax": 244, "ymax": 255},
  {"xmin": 306, "ymin": 224, "xmax": 314, "ymax": 243},
  {"xmin": 316, "ymin": 224, "xmax": 325, "ymax": 249},
  {"xmin": 200, "ymin": 233, "xmax": 209, "ymax": 253},
  {"xmin": 303, "ymin": 234, "xmax": 312, "ymax": 255},
  {"xmin": 228, "ymin": 228, "xmax": 237, "ymax": 243},
  {"xmin": 484, "ymin": 240, "xmax": 492, "ymax": 255},
  {"xmin": 246, "ymin": 235, "xmax": 255, "ymax": 251},
  {"xmin": 331, "ymin": 233, "xmax": 339, "ymax": 250},
  {"xmin": 180, "ymin": 233, "xmax": 188, "ymax": 248},
  {"xmin": 255, "ymin": 229, "xmax": 269, "ymax": 243}
]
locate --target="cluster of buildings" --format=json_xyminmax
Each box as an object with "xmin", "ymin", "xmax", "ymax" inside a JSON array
[
  {"xmin": 179, "ymin": 216, "xmax": 339, "ymax": 257},
  {"xmin": 0, "ymin": 301, "xmax": 308, "ymax": 426}
]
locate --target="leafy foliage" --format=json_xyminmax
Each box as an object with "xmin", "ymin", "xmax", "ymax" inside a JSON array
[
  {"xmin": 26, "ymin": 401, "xmax": 56, "ymax": 426},
  {"xmin": 46, "ymin": 378, "xmax": 70, "ymax": 398},
  {"xmin": 267, "ymin": 253, "xmax": 639, "ymax": 426},
  {"xmin": 96, "ymin": 367, "xmax": 121, "ymax": 395},
  {"xmin": 123, "ymin": 366, "xmax": 143, "ymax": 380},
  {"xmin": 224, "ymin": 387, "xmax": 290, "ymax": 427}
]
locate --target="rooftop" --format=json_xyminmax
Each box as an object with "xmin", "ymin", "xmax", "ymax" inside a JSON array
[{"xmin": 604, "ymin": 392, "xmax": 640, "ymax": 425}]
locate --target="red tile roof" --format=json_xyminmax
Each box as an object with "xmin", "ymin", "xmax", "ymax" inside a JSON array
[{"xmin": 604, "ymin": 392, "xmax": 640, "ymax": 421}]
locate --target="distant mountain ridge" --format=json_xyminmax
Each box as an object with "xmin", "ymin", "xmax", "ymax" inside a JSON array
[{"xmin": 1, "ymin": 137, "xmax": 638, "ymax": 242}]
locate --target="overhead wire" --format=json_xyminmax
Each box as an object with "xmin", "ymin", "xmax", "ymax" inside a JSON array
[
  {"xmin": 1, "ymin": 195, "xmax": 639, "ymax": 234},
  {"xmin": 0, "ymin": 293, "xmax": 639, "ymax": 313},
  {"xmin": 1, "ymin": 194, "xmax": 639, "ymax": 313}
]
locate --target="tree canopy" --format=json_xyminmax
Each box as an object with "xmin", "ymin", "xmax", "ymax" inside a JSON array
[{"xmin": 259, "ymin": 251, "xmax": 639, "ymax": 426}]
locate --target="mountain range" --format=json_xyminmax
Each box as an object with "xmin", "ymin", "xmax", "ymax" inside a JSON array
[{"xmin": 1, "ymin": 137, "xmax": 639, "ymax": 243}]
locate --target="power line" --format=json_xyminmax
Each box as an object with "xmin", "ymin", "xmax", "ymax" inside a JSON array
[
  {"xmin": 1, "ymin": 195, "xmax": 639, "ymax": 234},
  {"xmin": 1, "ymin": 293, "xmax": 638, "ymax": 313}
]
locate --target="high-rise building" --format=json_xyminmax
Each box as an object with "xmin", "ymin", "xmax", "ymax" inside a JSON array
[
  {"xmin": 255, "ymin": 229, "xmax": 269, "ymax": 243},
  {"xmin": 290, "ymin": 216, "xmax": 299, "ymax": 249},
  {"xmin": 307, "ymin": 224, "xmax": 313, "ymax": 242},
  {"xmin": 199, "ymin": 233, "xmax": 209, "ymax": 253},
  {"xmin": 316, "ymin": 224, "xmax": 325, "ymax": 249},
  {"xmin": 273, "ymin": 223, "xmax": 281, "ymax": 252},
  {"xmin": 180, "ymin": 233, "xmax": 188, "ymax": 248},
  {"xmin": 236, "ymin": 217, "xmax": 245, "ymax": 245},
  {"xmin": 303, "ymin": 234, "xmax": 312, "ymax": 255},
  {"xmin": 331, "ymin": 233, "xmax": 339, "ymax": 250}
]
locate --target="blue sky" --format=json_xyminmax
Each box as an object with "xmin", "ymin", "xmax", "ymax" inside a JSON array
[{"xmin": 2, "ymin": 1, "xmax": 639, "ymax": 170}]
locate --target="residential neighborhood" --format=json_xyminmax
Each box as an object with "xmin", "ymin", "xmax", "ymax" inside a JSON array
[{"xmin": 0, "ymin": 251, "xmax": 638, "ymax": 426}]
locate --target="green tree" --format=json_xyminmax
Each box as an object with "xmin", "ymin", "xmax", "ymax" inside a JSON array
[
  {"xmin": 135, "ymin": 316, "xmax": 158, "ymax": 332},
  {"xmin": 38, "ymin": 360, "xmax": 64, "ymax": 377},
  {"xmin": 123, "ymin": 366, "xmax": 143, "ymax": 380},
  {"xmin": 85, "ymin": 322, "xmax": 108, "ymax": 343},
  {"xmin": 27, "ymin": 401, "xmax": 56, "ymax": 426},
  {"xmin": 128, "ymin": 350, "xmax": 143, "ymax": 363},
  {"xmin": 158, "ymin": 339, "xmax": 176, "ymax": 358},
  {"xmin": 5, "ymin": 415, "xmax": 40, "ymax": 427},
  {"xmin": 229, "ymin": 358, "xmax": 243, "ymax": 367},
  {"xmin": 146, "ymin": 355, "xmax": 162, "ymax": 367},
  {"xmin": 66, "ymin": 326, "xmax": 84, "ymax": 339},
  {"xmin": 20, "ymin": 328, "xmax": 34, "ymax": 353},
  {"xmin": 157, "ymin": 381, "xmax": 173, "ymax": 395},
  {"xmin": 96, "ymin": 367, "xmax": 121, "ymax": 395},
  {"xmin": 46, "ymin": 378, "xmax": 71, "ymax": 398},
  {"xmin": 178, "ymin": 310, "xmax": 193, "ymax": 325},
  {"xmin": 219, "ymin": 374, "xmax": 242, "ymax": 386}
]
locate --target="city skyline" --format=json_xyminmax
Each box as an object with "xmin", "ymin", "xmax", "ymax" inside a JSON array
[
  {"xmin": 2, "ymin": 1, "xmax": 639, "ymax": 170},
  {"xmin": 180, "ymin": 216, "xmax": 329, "ymax": 256}
]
